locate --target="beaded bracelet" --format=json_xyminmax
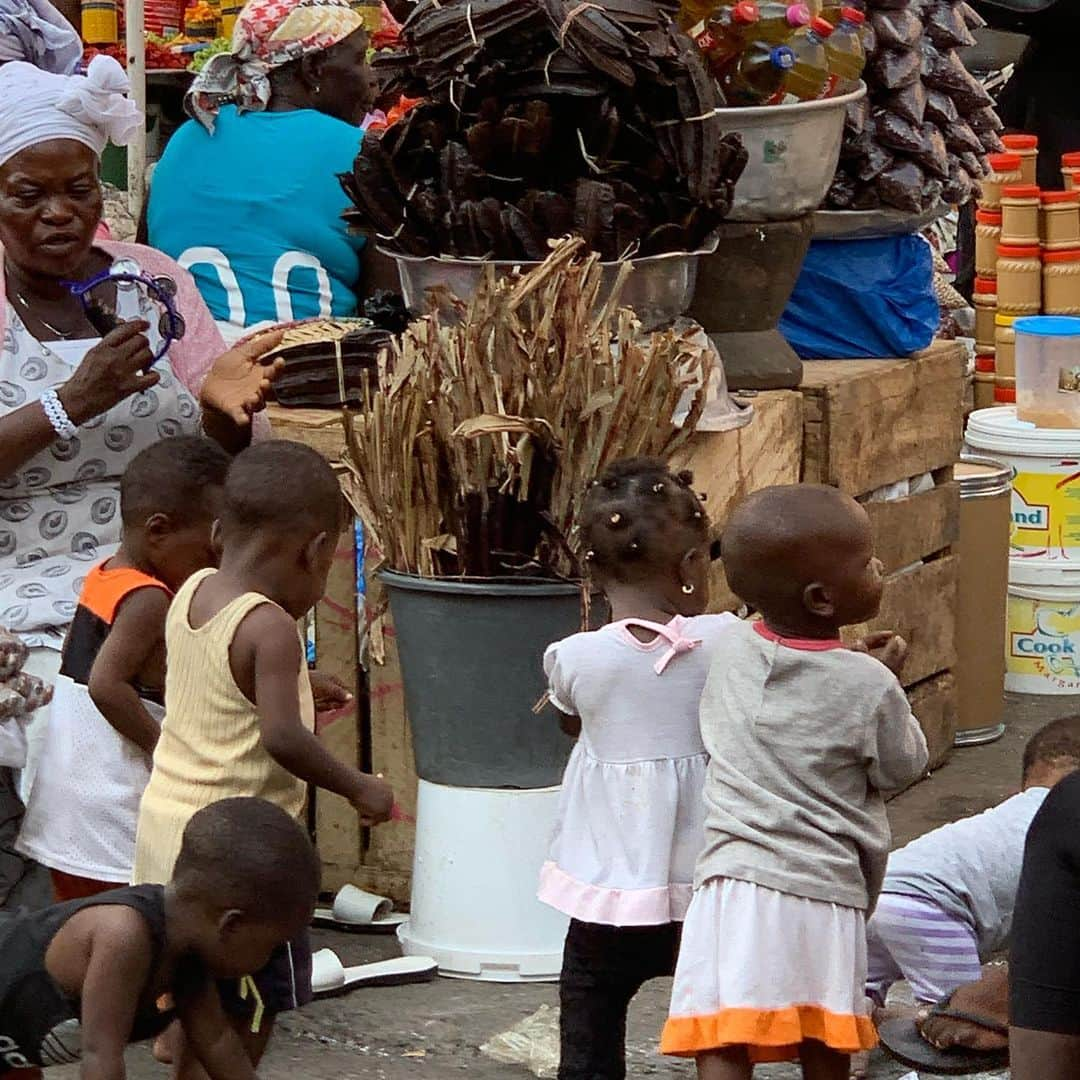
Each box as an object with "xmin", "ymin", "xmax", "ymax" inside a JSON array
[{"xmin": 40, "ymin": 388, "xmax": 77, "ymax": 440}]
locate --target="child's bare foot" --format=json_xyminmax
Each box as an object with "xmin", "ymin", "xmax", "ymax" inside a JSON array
[{"xmin": 154, "ymin": 1019, "xmax": 180, "ymax": 1064}]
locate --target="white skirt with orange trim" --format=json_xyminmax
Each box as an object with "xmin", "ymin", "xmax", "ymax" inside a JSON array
[{"xmin": 661, "ymin": 877, "xmax": 876, "ymax": 1063}]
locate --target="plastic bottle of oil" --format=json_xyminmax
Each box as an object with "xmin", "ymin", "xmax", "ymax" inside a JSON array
[
  {"xmin": 690, "ymin": 2, "xmax": 761, "ymax": 74},
  {"xmin": 820, "ymin": 0, "xmax": 859, "ymax": 23},
  {"xmin": 719, "ymin": 42, "xmax": 796, "ymax": 104},
  {"xmin": 823, "ymin": 6, "xmax": 866, "ymax": 94},
  {"xmin": 754, "ymin": 1, "xmax": 811, "ymax": 42},
  {"xmin": 782, "ymin": 17, "xmax": 833, "ymax": 101}
]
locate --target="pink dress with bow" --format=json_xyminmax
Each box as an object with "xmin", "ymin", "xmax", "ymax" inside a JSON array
[{"xmin": 539, "ymin": 613, "xmax": 739, "ymax": 926}]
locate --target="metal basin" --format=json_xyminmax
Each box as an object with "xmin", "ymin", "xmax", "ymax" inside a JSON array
[
  {"xmin": 383, "ymin": 237, "xmax": 719, "ymax": 331},
  {"xmin": 718, "ymin": 84, "xmax": 867, "ymax": 222}
]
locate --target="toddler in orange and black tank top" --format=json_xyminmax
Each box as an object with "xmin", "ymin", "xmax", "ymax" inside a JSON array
[{"xmin": 16, "ymin": 436, "xmax": 229, "ymax": 901}]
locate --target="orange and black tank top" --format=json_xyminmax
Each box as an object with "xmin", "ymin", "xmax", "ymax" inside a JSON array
[{"xmin": 59, "ymin": 564, "xmax": 171, "ymax": 705}]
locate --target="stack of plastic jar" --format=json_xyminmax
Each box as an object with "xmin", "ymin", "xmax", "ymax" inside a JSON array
[
  {"xmin": 1001, "ymin": 134, "xmax": 1039, "ymax": 185},
  {"xmin": 995, "ymin": 312, "xmax": 1016, "ymax": 403},
  {"xmin": 1042, "ymin": 190, "xmax": 1080, "ymax": 250},
  {"xmin": 975, "ymin": 208, "xmax": 1002, "ymax": 279},
  {"xmin": 973, "ymin": 276, "xmax": 998, "ymax": 352},
  {"xmin": 1001, "ymin": 185, "xmax": 1042, "ymax": 246},
  {"xmin": 1043, "ymin": 250, "xmax": 1080, "ymax": 315},
  {"xmin": 980, "ymin": 153, "xmax": 1024, "ymax": 211},
  {"xmin": 1063, "ymin": 152, "xmax": 1080, "ymax": 191}
]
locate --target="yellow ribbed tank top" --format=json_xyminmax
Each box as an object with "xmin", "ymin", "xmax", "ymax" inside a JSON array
[{"xmin": 132, "ymin": 568, "xmax": 314, "ymax": 885}]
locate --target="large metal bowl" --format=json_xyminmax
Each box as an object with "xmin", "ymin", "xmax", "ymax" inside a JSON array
[
  {"xmin": 717, "ymin": 84, "xmax": 867, "ymax": 222},
  {"xmin": 383, "ymin": 236, "xmax": 719, "ymax": 331}
]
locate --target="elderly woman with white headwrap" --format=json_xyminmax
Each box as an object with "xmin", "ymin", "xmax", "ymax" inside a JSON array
[
  {"xmin": 0, "ymin": 55, "xmax": 283, "ymax": 909},
  {"xmin": 0, "ymin": 0, "xmax": 81, "ymax": 74}
]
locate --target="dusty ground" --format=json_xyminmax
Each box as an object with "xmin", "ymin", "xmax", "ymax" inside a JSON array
[{"xmin": 53, "ymin": 693, "xmax": 1066, "ymax": 1080}]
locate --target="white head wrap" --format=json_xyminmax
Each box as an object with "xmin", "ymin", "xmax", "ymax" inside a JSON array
[{"xmin": 0, "ymin": 54, "xmax": 142, "ymax": 168}]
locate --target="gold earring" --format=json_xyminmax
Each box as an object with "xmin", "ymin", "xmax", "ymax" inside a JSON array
[{"xmin": 682, "ymin": 583, "xmax": 694, "ymax": 595}]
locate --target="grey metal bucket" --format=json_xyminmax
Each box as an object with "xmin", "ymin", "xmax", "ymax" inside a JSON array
[{"xmin": 381, "ymin": 571, "xmax": 604, "ymax": 789}]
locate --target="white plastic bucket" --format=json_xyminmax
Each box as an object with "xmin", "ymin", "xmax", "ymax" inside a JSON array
[
  {"xmin": 965, "ymin": 406, "xmax": 1080, "ymax": 561},
  {"xmin": 1007, "ymin": 557, "xmax": 1080, "ymax": 694},
  {"xmin": 397, "ymin": 780, "xmax": 568, "ymax": 982}
]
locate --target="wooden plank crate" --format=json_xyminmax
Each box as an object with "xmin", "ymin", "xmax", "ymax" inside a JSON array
[{"xmin": 798, "ymin": 341, "xmax": 967, "ymax": 769}]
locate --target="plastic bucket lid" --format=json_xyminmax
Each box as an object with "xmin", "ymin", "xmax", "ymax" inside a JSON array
[
  {"xmin": 967, "ymin": 405, "xmax": 1080, "ymax": 449},
  {"xmin": 956, "ymin": 455, "xmax": 1014, "ymax": 496},
  {"xmin": 1014, "ymin": 315, "xmax": 1080, "ymax": 337},
  {"xmin": 1010, "ymin": 554, "xmax": 1080, "ymax": 590}
]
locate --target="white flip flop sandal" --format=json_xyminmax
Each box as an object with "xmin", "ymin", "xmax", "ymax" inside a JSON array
[
  {"xmin": 312, "ymin": 884, "xmax": 409, "ymax": 934},
  {"xmin": 310, "ymin": 948, "xmax": 437, "ymax": 999}
]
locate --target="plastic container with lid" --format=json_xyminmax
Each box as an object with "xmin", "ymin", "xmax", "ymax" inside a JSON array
[
  {"xmin": 689, "ymin": 1, "xmax": 760, "ymax": 74},
  {"xmin": 81, "ymin": 0, "xmax": 118, "ymax": 42},
  {"xmin": 823, "ymin": 6, "xmax": 865, "ymax": 94},
  {"xmin": 975, "ymin": 208, "xmax": 1002, "ymax": 278},
  {"xmin": 1042, "ymin": 190, "xmax": 1080, "ymax": 250},
  {"xmin": 1014, "ymin": 315, "xmax": 1080, "ymax": 428},
  {"xmin": 1063, "ymin": 151, "xmax": 1080, "ymax": 191},
  {"xmin": 1002, "ymin": 133, "xmax": 1039, "ymax": 186},
  {"xmin": 720, "ymin": 41, "xmax": 796, "ymax": 104},
  {"xmin": 997, "ymin": 244, "xmax": 1042, "ymax": 315},
  {"xmin": 973, "ymin": 276, "xmax": 998, "ymax": 348},
  {"xmin": 1001, "ymin": 185, "xmax": 1041, "ymax": 245},
  {"xmin": 966, "ymin": 405, "xmax": 1080, "ymax": 559},
  {"xmin": 1043, "ymin": 250, "xmax": 1080, "ymax": 316},
  {"xmin": 996, "ymin": 312, "xmax": 1016, "ymax": 377},
  {"xmin": 1004, "ymin": 557, "xmax": 1080, "ymax": 696},
  {"xmin": 981, "ymin": 152, "xmax": 1024, "ymax": 211},
  {"xmin": 782, "ymin": 16, "xmax": 833, "ymax": 100}
]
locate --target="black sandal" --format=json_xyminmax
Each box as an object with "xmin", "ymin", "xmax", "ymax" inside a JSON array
[{"xmin": 879, "ymin": 998, "xmax": 1009, "ymax": 1076}]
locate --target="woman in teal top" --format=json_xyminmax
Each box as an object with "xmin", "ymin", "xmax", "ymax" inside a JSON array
[{"xmin": 147, "ymin": 0, "xmax": 380, "ymax": 341}]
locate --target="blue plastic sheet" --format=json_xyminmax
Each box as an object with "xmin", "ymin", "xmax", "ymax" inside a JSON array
[{"xmin": 780, "ymin": 234, "xmax": 939, "ymax": 359}]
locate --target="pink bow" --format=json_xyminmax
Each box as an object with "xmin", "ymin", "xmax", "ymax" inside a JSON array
[{"xmin": 621, "ymin": 619, "xmax": 703, "ymax": 675}]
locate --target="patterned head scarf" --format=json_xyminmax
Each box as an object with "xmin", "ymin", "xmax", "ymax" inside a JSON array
[
  {"xmin": 0, "ymin": 55, "xmax": 142, "ymax": 168},
  {"xmin": 0, "ymin": 0, "xmax": 82, "ymax": 74},
  {"xmin": 187, "ymin": 0, "xmax": 369, "ymax": 133}
]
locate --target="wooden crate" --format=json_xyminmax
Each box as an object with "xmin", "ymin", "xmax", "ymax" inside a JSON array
[
  {"xmin": 800, "ymin": 341, "xmax": 967, "ymax": 493},
  {"xmin": 798, "ymin": 344, "xmax": 966, "ymax": 769}
]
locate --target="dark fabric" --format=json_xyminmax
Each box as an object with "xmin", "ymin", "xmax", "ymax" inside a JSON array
[
  {"xmin": 1011, "ymin": 771, "xmax": 1080, "ymax": 1034},
  {"xmin": 218, "ymin": 929, "xmax": 313, "ymax": 1021},
  {"xmin": 0, "ymin": 768, "xmax": 48, "ymax": 915},
  {"xmin": 0, "ymin": 884, "xmax": 172, "ymax": 1066},
  {"xmin": 558, "ymin": 918, "xmax": 680, "ymax": 1080}
]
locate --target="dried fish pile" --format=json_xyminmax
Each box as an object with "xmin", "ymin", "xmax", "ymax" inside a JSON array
[
  {"xmin": 827, "ymin": 0, "xmax": 1002, "ymax": 213},
  {"xmin": 341, "ymin": 239, "xmax": 712, "ymax": 579},
  {"xmin": 341, "ymin": 0, "xmax": 746, "ymax": 260}
]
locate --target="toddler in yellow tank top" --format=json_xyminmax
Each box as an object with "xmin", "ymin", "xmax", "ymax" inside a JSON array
[{"xmin": 133, "ymin": 440, "xmax": 393, "ymax": 1070}]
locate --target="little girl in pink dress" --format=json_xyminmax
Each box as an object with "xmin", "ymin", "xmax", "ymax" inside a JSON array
[{"xmin": 539, "ymin": 457, "xmax": 738, "ymax": 1080}]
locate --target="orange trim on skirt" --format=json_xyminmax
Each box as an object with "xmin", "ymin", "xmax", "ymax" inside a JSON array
[{"xmin": 661, "ymin": 1003, "xmax": 878, "ymax": 1062}]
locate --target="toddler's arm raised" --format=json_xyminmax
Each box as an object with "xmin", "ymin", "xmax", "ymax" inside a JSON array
[{"xmin": 232, "ymin": 603, "xmax": 393, "ymax": 825}]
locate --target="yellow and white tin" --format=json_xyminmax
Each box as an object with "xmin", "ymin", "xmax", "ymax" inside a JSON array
[
  {"xmin": 1007, "ymin": 558, "xmax": 1080, "ymax": 694},
  {"xmin": 966, "ymin": 406, "xmax": 1080, "ymax": 561}
]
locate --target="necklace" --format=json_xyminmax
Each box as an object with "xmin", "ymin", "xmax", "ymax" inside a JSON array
[{"xmin": 10, "ymin": 288, "xmax": 80, "ymax": 340}]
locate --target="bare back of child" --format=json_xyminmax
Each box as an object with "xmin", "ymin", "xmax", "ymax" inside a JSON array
[{"xmin": 661, "ymin": 485, "xmax": 928, "ymax": 1080}]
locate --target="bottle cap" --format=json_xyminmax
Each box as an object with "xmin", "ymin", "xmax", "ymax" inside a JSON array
[
  {"xmin": 975, "ymin": 208, "xmax": 1002, "ymax": 224},
  {"xmin": 1044, "ymin": 249, "xmax": 1080, "ymax": 264},
  {"xmin": 1001, "ymin": 184, "xmax": 1041, "ymax": 199},
  {"xmin": 839, "ymin": 5, "xmax": 865, "ymax": 23},
  {"xmin": 1063, "ymin": 151, "xmax": 1080, "ymax": 169},
  {"xmin": 973, "ymin": 277, "xmax": 997, "ymax": 295},
  {"xmin": 1002, "ymin": 133, "xmax": 1038, "ymax": 151},
  {"xmin": 995, "ymin": 385, "xmax": 1016, "ymax": 403},
  {"xmin": 995, "ymin": 312, "xmax": 1015, "ymax": 326},
  {"xmin": 997, "ymin": 244, "xmax": 1042, "ymax": 258},
  {"xmin": 974, "ymin": 354, "xmax": 996, "ymax": 373},
  {"xmin": 809, "ymin": 16, "xmax": 834, "ymax": 34},
  {"xmin": 770, "ymin": 44, "xmax": 795, "ymax": 69},
  {"xmin": 733, "ymin": 1, "xmax": 759, "ymax": 21},
  {"xmin": 986, "ymin": 152, "xmax": 1022, "ymax": 172},
  {"xmin": 1041, "ymin": 190, "xmax": 1080, "ymax": 205},
  {"xmin": 786, "ymin": 3, "xmax": 810, "ymax": 25}
]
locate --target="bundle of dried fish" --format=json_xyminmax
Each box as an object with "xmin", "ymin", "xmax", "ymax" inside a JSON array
[
  {"xmin": 262, "ymin": 319, "xmax": 393, "ymax": 408},
  {"xmin": 347, "ymin": 0, "xmax": 746, "ymax": 260},
  {"xmin": 341, "ymin": 238, "xmax": 712, "ymax": 579}
]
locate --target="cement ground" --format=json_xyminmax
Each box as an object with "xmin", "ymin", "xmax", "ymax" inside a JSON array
[{"xmin": 54, "ymin": 693, "xmax": 1067, "ymax": 1080}]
